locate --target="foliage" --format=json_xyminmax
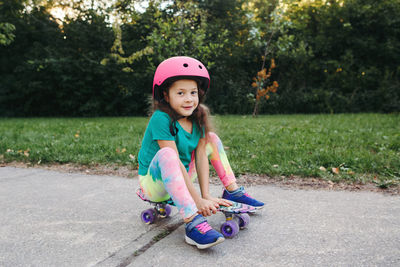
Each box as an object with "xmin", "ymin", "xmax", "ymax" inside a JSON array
[
  {"xmin": 264, "ymin": 0, "xmax": 400, "ymax": 114},
  {"xmin": 0, "ymin": 0, "xmax": 399, "ymax": 116},
  {"xmin": 0, "ymin": 22, "xmax": 16, "ymax": 46}
]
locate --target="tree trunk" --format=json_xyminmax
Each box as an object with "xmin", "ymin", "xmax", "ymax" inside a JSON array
[{"xmin": 252, "ymin": 99, "xmax": 259, "ymax": 117}]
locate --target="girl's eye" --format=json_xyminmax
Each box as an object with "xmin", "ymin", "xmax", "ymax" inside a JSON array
[
  {"xmin": 191, "ymin": 91, "xmax": 198, "ymax": 95},
  {"xmin": 177, "ymin": 92, "xmax": 184, "ymax": 96}
]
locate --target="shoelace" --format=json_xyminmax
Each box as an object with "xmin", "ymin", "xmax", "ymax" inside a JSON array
[{"xmin": 195, "ymin": 222, "xmax": 212, "ymax": 234}]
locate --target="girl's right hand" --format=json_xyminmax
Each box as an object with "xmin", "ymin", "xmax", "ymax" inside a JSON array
[{"xmin": 196, "ymin": 198, "xmax": 219, "ymax": 217}]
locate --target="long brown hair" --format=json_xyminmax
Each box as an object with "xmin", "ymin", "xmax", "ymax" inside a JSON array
[{"xmin": 152, "ymin": 78, "xmax": 213, "ymax": 138}]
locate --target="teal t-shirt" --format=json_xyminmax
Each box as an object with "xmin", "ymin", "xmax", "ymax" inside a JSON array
[{"xmin": 138, "ymin": 110, "xmax": 204, "ymax": 176}]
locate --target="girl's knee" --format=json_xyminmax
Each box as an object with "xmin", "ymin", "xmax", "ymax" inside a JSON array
[
  {"xmin": 207, "ymin": 132, "xmax": 220, "ymax": 143},
  {"xmin": 156, "ymin": 147, "xmax": 178, "ymax": 160},
  {"xmin": 207, "ymin": 132, "xmax": 223, "ymax": 148},
  {"xmin": 154, "ymin": 147, "xmax": 181, "ymax": 171}
]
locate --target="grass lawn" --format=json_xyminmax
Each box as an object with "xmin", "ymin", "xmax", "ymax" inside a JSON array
[{"xmin": 1, "ymin": 113, "xmax": 399, "ymax": 187}]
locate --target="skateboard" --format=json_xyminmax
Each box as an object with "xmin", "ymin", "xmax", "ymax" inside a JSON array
[{"xmin": 136, "ymin": 188, "xmax": 256, "ymax": 238}]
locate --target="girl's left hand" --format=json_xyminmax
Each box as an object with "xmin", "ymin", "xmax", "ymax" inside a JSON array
[{"xmin": 204, "ymin": 195, "xmax": 232, "ymax": 207}]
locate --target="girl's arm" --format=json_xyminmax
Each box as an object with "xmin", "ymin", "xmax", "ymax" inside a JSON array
[
  {"xmin": 157, "ymin": 140, "xmax": 219, "ymax": 216},
  {"xmin": 195, "ymin": 137, "xmax": 232, "ymax": 207},
  {"xmin": 195, "ymin": 137, "xmax": 211, "ymax": 198}
]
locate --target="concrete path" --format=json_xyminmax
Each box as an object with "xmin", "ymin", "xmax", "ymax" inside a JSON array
[{"xmin": 0, "ymin": 167, "xmax": 399, "ymax": 267}]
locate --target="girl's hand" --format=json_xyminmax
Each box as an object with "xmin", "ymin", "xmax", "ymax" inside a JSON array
[
  {"xmin": 204, "ymin": 195, "xmax": 232, "ymax": 208},
  {"xmin": 196, "ymin": 198, "xmax": 219, "ymax": 217}
]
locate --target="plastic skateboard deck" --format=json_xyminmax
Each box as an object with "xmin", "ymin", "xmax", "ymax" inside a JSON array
[
  {"xmin": 136, "ymin": 188, "xmax": 255, "ymax": 238},
  {"xmin": 136, "ymin": 188, "xmax": 175, "ymax": 205}
]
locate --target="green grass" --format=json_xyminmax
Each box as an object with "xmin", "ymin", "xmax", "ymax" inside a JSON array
[{"xmin": 1, "ymin": 114, "xmax": 399, "ymax": 186}]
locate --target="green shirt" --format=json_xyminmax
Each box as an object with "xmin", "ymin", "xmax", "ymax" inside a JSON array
[{"xmin": 138, "ymin": 110, "xmax": 203, "ymax": 176}]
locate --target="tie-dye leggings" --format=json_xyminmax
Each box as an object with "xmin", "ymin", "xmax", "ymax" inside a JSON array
[{"xmin": 139, "ymin": 132, "xmax": 236, "ymax": 219}]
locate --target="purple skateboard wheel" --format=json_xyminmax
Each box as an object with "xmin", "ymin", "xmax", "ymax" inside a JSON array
[
  {"xmin": 220, "ymin": 220, "xmax": 239, "ymax": 238},
  {"xmin": 237, "ymin": 213, "xmax": 250, "ymax": 229},
  {"xmin": 158, "ymin": 205, "xmax": 172, "ymax": 218},
  {"xmin": 141, "ymin": 208, "xmax": 156, "ymax": 224}
]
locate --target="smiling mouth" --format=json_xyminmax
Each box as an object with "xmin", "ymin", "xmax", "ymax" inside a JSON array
[{"xmin": 183, "ymin": 106, "xmax": 192, "ymax": 109}]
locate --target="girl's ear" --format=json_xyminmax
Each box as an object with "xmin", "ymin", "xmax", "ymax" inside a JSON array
[{"xmin": 163, "ymin": 91, "xmax": 169, "ymax": 102}]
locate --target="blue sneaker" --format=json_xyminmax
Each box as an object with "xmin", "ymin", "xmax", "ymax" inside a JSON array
[
  {"xmin": 185, "ymin": 214, "xmax": 225, "ymax": 249},
  {"xmin": 222, "ymin": 186, "xmax": 264, "ymax": 209}
]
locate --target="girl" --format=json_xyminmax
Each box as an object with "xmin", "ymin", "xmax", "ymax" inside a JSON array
[{"xmin": 138, "ymin": 56, "xmax": 264, "ymax": 249}]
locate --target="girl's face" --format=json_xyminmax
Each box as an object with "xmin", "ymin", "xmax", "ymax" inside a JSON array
[{"xmin": 164, "ymin": 79, "xmax": 199, "ymax": 117}]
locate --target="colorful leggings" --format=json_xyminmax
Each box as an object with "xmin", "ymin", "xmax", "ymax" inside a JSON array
[{"xmin": 139, "ymin": 132, "xmax": 236, "ymax": 219}]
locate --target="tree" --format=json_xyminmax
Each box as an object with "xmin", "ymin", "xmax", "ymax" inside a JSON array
[{"xmin": 251, "ymin": 59, "xmax": 278, "ymax": 116}]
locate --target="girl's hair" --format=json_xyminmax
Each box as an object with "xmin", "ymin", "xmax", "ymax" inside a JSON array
[{"xmin": 152, "ymin": 77, "xmax": 213, "ymax": 138}]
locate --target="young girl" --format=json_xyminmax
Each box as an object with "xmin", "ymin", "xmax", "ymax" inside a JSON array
[{"xmin": 138, "ymin": 56, "xmax": 264, "ymax": 249}]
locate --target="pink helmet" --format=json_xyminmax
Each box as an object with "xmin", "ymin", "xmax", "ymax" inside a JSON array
[{"xmin": 152, "ymin": 56, "xmax": 210, "ymax": 101}]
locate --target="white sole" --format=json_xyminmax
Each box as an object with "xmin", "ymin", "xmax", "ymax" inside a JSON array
[{"xmin": 185, "ymin": 235, "xmax": 225, "ymax": 249}]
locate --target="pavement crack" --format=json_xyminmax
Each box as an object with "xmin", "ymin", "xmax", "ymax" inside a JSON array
[
  {"xmin": 93, "ymin": 215, "xmax": 183, "ymax": 267},
  {"xmin": 117, "ymin": 220, "xmax": 183, "ymax": 267}
]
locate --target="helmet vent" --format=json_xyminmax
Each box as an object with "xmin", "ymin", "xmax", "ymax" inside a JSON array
[
  {"xmin": 198, "ymin": 65, "xmax": 203, "ymax": 69},
  {"xmin": 183, "ymin": 63, "xmax": 188, "ymax": 67}
]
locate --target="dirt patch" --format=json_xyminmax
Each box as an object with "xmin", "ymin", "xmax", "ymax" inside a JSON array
[
  {"xmin": 2, "ymin": 161, "xmax": 399, "ymax": 195},
  {"xmin": 215, "ymin": 174, "xmax": 400, "ymax": 196}
]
